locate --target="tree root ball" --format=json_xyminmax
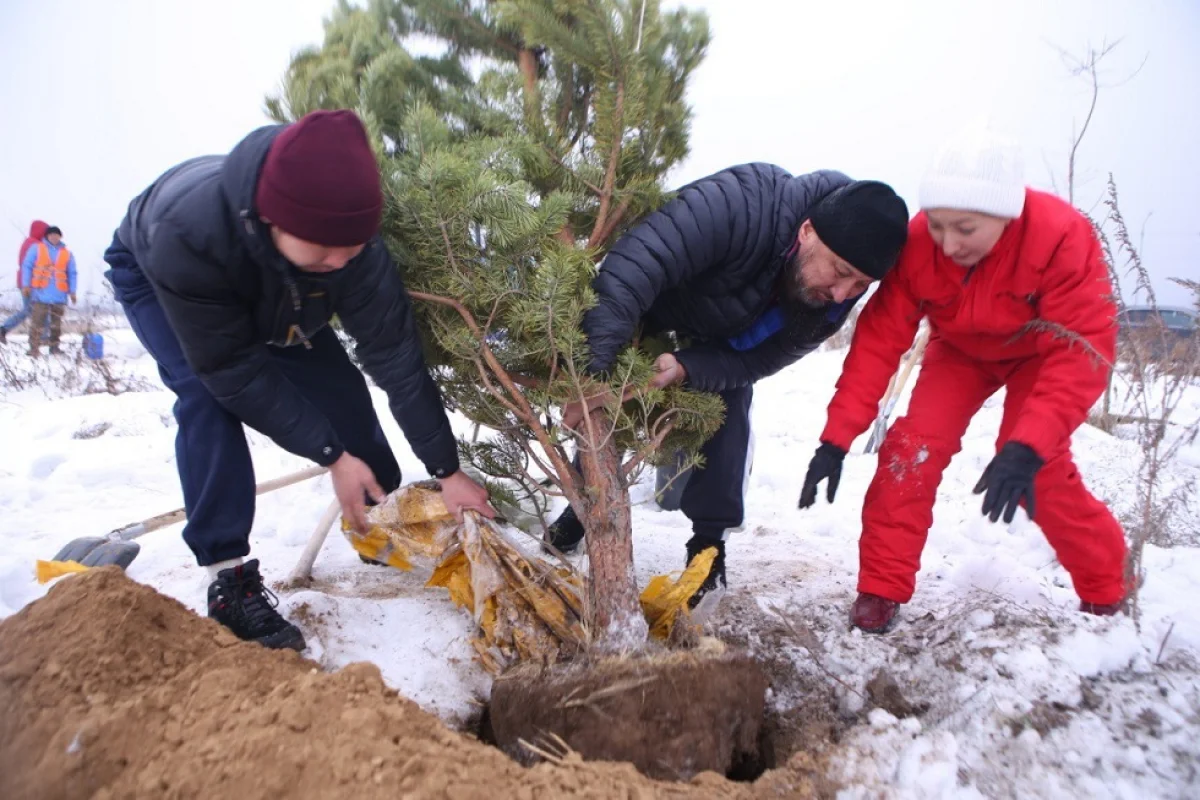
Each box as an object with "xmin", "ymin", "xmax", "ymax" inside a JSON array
[{"xmin": 487, "ymin": 649, "xmax": 769, "ymax": 781}]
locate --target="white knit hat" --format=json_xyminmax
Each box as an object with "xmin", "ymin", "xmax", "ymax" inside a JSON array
[{"xmin": 919, "ymin": 126, "xmax": 1026, "ymax": 218}]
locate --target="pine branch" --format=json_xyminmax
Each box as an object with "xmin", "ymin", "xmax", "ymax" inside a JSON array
[
  {"xmin": 518, "ymin": 46, "xmax": 539, "ymax": 97},
  {"xmin": 541, "ymin": 144, "xmax": 603, "ymax": 195},
  {"xmin": 621, "ymin": 417, "xmax": 676, "ymax": 482},
  {"xmin": 439, "ymin": 1, "xmax": 521, "ymax": 56},
  {"xmin": 593, "ymin": 193, "xmax": 633, "ymax": 246},
  {"xmin": 589, "ymin": 79, "xmax": 625, "ymax": 248},
  {"xmin": 408, "ymin": 289, "xmax": 581, "ymax": 505}
]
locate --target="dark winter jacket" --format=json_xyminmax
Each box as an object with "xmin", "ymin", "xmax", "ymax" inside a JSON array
[
  {"xmin": 113, "ymin": 125, "xmax": 459, "ymax": 476},
  {"xmin": 582, "ymin": 163, "xmax": 859, "ymax": 393}
]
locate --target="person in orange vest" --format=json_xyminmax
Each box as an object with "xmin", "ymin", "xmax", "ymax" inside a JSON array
[
  {"xmin": 20, "ymin": 225, "xmax": 77, "ymax": 357},
  {"xmin": 0, "ymin": 220, "xmax": 50, "ymax": 344}
]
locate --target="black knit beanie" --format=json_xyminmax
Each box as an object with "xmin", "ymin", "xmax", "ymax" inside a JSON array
[
  {"xmin": 44, "ymin": 226, "xmax": 63, "ymax": 238},
  {"xmin": 808, "ymin": 181, "xmax": 909, "ymax": 280}
]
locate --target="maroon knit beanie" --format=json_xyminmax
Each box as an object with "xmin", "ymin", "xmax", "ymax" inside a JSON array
[{"xmin": 254, "ymin": 109, "xmax": 383, "ymax": 247}]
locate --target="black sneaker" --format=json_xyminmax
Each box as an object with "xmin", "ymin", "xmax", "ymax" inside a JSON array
[
  {"xmin": 543, "ymin": 505, "xmax": 586, "ymax": 555},
  {"xmin": 685, "ymin": 535, "xmax": 726, "ymax": 610},
  {"xmin": 207, "ymin": 559, "xmax": 306, "ymax": 651}
]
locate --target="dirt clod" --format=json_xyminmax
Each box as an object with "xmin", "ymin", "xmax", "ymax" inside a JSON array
[
  {"xmin": 1009, "ymin": 701, "xmax": 1073, "ymax": 737},
  {"xmin": 865, "ymin": 669, "xmax": 928, "ymax": 719},
  {"xmin": 488, "ymin": 651, "xmax": 769, "ymax": 781},
  {"xmin": 1080, "ymin": 679, "xmax": 1104, "ymax": 711},
  {"xmin": 0, "ymin": 567, "xmax": 826, "ymax": 799}
]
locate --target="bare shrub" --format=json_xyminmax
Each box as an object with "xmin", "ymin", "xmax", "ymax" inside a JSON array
[
  {"xmin": 1094, "ymin": 179, "xmax": 1200, "ymax": 622},
  {"xmin": 0, "ymin": 339, "xmax": 154, "ymax": 398}
]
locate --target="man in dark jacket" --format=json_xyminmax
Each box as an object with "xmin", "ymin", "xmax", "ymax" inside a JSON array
[
  {"xmin": 551, "ymin": 163, "xmax": 909, "ymax": 603},
  {"xmin": 103, "ymin": 109, "xmax": 493, "ymax": 650}
]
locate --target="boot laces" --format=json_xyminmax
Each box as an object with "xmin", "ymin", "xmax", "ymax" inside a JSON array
[{"xmin": 234, "ymin": 569, "xmax": 283, "ymax": 629}]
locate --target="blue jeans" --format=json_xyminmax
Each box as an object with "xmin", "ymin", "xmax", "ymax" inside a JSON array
[
  {"xmin": 103, "ymin": 232, "xmax": 401, "ymax": 566},
  {"xmin": 2, "ymin": 295, "xmax": 50, "ymax": 336}
]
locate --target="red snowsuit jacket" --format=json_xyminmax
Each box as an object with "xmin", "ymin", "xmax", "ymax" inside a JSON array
[
  {"xmin": 821, "ymin": 188, "xmax": 1117, "ymax": 461},
  {"xmin": 17, "ymin": 220, "xmax": 49, "ymax": 290}
]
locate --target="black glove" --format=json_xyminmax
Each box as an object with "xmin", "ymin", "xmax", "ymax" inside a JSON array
[
  {"xmin": 798, "ymin": 443, "xmax": 847, "ymax": 509},
  {"xmin": 973, "ymin": 441, "xmax": 1045, "ymax": 524}
]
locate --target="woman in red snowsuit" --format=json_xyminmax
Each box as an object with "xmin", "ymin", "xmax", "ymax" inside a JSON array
[{"xmin": 799, "ymin": 129, "xmax": 1128, "ymax": 633}]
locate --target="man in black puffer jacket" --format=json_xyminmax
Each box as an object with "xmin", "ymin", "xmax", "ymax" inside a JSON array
[
  {"xmin": 103, "ymin": 110, "xmax": 494, "ymax": 651},
  {"xmin": 551, "ymin": 163, "xmax": 909, "ymax": 605}
]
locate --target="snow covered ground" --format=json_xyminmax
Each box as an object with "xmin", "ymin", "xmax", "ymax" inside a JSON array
[{"xmin": 2, "ymin": 325, "xmax": 1198, "ymax": 798}]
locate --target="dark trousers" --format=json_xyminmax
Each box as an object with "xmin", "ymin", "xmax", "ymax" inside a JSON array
[
  {"xmin": 572, "ymin": 384, "xmax": 753, "ymax": 544},
  {"xmin": 103, "ymin": 233, "xmax": 400, "ymax": 566},
  {"xmin": 680, "ymin": 385, "xmax": 754, "ymax": 543}
]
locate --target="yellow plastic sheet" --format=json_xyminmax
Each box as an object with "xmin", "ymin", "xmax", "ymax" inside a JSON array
[
  {"xmin": 352, "ymin": 484, "xmax": 714, "ymax": 672},
  {"xmin": 639, "ymin": 546, "xmax": 717, "ymax": 641},
  {"xmin": 35, "ymin": 559, "xmax": 90, "ymax": 584},
  {"xmin": 349, "ymin": 485, "xmax": 587, "ymax": 673}
]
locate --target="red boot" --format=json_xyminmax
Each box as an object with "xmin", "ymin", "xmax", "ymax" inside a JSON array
[
  {"xmin": 851, "ymin": 593, "xmax": 900, "ymax": 633},
  {"xmin": 1080, "ymin": 599, "xmax": 1125, "ymax": 617}
]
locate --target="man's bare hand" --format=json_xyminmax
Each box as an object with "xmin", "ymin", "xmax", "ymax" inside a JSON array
[
  {"xmin": 649, "ymin": 353, "xmax": 687, "ymax": 388},
  {"xmin": 561, "ymin": 400, "xmax": 587, "ymax": 431},
  {"xmin": 329, "ymin": 452, "xmax": 385, "ymax": 534},
  {"xmin": 561, "ymin": 357, "xmax": 684, "ymax": 431},
  {"xmin": 438, "ymin": 470, "xmax": 497, "ymax": 521}
]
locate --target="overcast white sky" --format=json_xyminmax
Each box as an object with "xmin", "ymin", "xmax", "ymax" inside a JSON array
[{"xmin": 1, "ymin": 0, "xmax": 1196, "ymax": 305}]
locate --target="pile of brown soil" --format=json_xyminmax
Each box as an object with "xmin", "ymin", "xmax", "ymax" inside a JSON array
[{"xmin": 0, "ymin": 568, "xmax": 824, "ymax": 799}]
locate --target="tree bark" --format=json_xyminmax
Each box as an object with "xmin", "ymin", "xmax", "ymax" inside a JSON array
[
  {"xmin": 578, "ymin": 411, "xmax": 648, "ymax": 651},
  {"xmin": 518, "ymin": 49, "xmax": 540, "ymax": 122}
]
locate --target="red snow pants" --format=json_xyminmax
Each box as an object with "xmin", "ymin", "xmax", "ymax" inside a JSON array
[{"xmin": 857, "ymin": 341, "xmax": 1128, "ymax": 605}]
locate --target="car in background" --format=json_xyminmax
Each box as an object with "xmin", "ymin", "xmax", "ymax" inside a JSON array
[{"xmin": 1116, "ymin": 305, "xmax": 1198, "ymax": 364}]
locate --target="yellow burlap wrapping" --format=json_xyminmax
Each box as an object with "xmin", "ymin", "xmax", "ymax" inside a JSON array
[{"xmin": 342, "ymin": 484, "xmax": 716, "ymax": 673}]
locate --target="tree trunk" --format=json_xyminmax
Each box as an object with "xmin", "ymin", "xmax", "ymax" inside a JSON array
[{"xmin": 578, "ymin": 418, "xmax": 648, "ymax": 651}]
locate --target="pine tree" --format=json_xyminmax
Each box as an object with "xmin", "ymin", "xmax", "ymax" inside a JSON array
[{"xmin": 268, "ymin": 0, "xmax": 717, "ymax": 649}]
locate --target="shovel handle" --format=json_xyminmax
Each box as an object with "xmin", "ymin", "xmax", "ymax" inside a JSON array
[
  {"xmin": 891, "ymin": 327, "xmax": 930, "ymax": 398},
  {"xmin": 862, "ymin": 327, "xmax": 930, "ymax": 455},
  {"xmin": 110, "ymin": 465, "xmax": 329, "ymax": 541},
  {"xmin": 287, "ymin": 498, "xmax": 343, "ymax": 584}
]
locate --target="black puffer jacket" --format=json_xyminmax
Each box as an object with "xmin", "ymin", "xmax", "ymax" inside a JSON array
[
  {"xmin": 114, "ymin": 125, "xmax": 459, "ymax": 476},
  {"xmin": 583, "ymin": 163, "xmax": 858, "ymax": 392}
]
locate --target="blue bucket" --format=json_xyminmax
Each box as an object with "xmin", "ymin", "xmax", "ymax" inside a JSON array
[{"xmin": 83, "ymin": 332, "xmax": 104, "ymax": 360}]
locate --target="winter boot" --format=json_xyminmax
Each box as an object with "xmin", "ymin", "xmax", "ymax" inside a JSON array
[
  {"xmin": 685, "ymin": 535, "xmax": 726, "ymax": 610},
  {"xmin": 1080, "ymin": 599, "xmax": 1125, "ymax": 616},
  {"xmin": 0, "ymin": 326, "xmax": 7, "ymax": 344},
  {"xmin": 543, "ymin": 505, "xmax": 586, "ymax": 555},
  {"xmin": 850, "ymin": 592, "xmax": 900, "ymax": 634},
  {"xmin": 207, "ymin": 559, "xmax": 306, "ymax": 651}
]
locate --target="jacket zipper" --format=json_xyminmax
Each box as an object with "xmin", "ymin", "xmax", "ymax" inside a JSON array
[
  {"xmin": 283, "ymin": 276, "xmax": 313, "ymax": 350},
  {"xmin": 243, "ymin": 209, "xmax": 313, "ymax": 350}
]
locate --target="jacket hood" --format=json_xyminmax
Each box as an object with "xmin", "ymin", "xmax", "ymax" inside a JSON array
[
  {"xmin": 19, "ymin": 219, "xmax": 51, "ymax": 268},
  {"xmin": 221, "ymin": 124, "xmax": 292, "ymax": 275}
]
